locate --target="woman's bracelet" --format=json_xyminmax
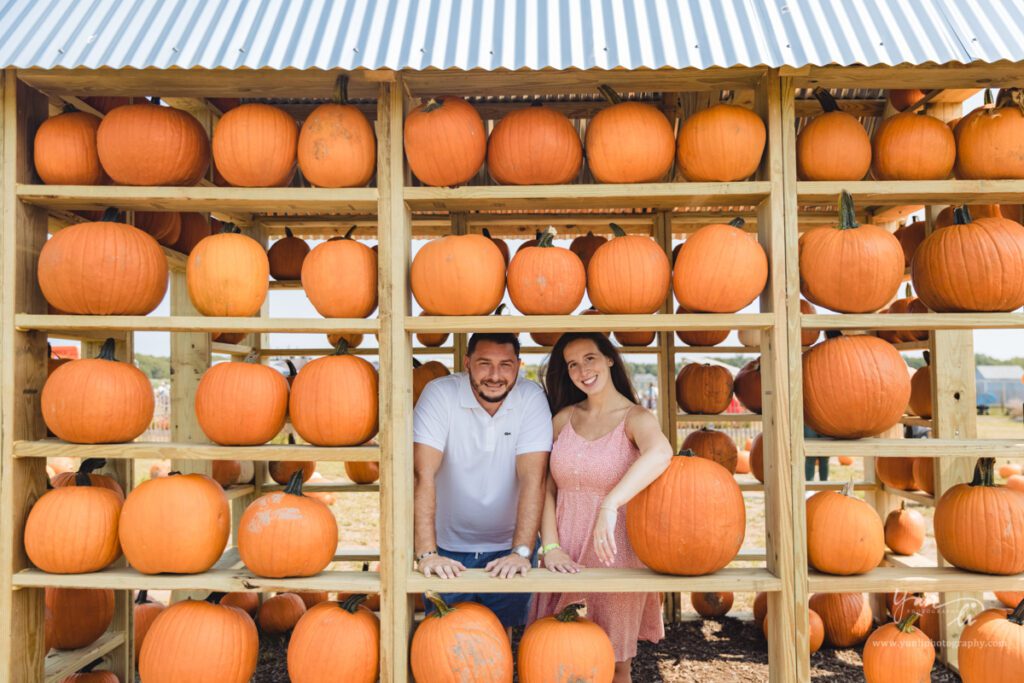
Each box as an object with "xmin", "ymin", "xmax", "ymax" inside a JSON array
[{"xmin": 540, "ymin": 542, "xmax": 561, "ymax": 555}]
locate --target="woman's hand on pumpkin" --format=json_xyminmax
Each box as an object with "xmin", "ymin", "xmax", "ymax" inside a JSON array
[{"xmin": 542, "ymin": 548, "xmax": 582, "ymax": 573}]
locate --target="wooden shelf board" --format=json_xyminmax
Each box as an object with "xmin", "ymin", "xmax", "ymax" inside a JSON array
[
  {"xmin": 804, "ymin": 313, "xmax": 1024, "ymax": 330},
  {"xmin": 520, "ymin": 344, "xmax": 661, "ymax": 355},
  {"xmin": 407, "ymin": 567, "xmax": 781, "ymax": 593},
  {"xmin": 798, "ymin": 179, "xmax": 1024, "ymax": 205},
  {"xmin": 892, "ymin": 340, "xmax": 931, "ymax": 351},
  {"xmin": 804, "ymin": 438, "xmax": 1024, "ymax": 457},
  {"xmin": 808, "ymin": 566, "xmax": 1024, "ymax": 593},
  {"xmin": 737, "ymin": 481, "xmax": 879, "ymax": 492},
  {"xmin": 334, "ymin": 548, "xmax": 381, "ymax": 562},
  {"xmin": 262, "ymin": 482, "xmax": 380, "ymax": 493},
  {"xmin": 13, "ymin": 567, "xmax": 381, "ymax": 593},
  {"xmin": 45, "ymin": 329, "xmax": 129, "ymax": 343},
  {"xmin": 268, "ymin": 280, "xmax": 303, "ymax": 290},
  {"xmin": 223, "ymin": 485, "xmax": 256, "ymax": 501},
  {"xmin": 259, "ymin": 347, "xmax": 382, "ymax": 357},
  {"xmin": 16, "ymin": 314, "xmax": 379, "ymax": 334},
  {"xmin": 406, "ymin": 313, "xmax": 774, "ymax": 334},
  {"xmin": 211, "ymin": 342, "xmax": 253, "ymax": 356},
  {"xmin": 44, "ymin": 630, "xmax": 125, "ymax": 683},
  {"xmin": 900, "ymin": 415, "xmax": 933, "ymax": 429},
  {"xmin": 404, "ymin": 182, "xmax": 772, "ymax": 211},
  {"xmin": 884, "ymin": 553, "xmax": 937, "ymax": 569},
  {"xmin": 881, "ymin": 485, "xmax": 935, "ymax": 507},
  {"xmin": 675, "ymin": 346, "xmax": 759, "ymax": 354},
  {"xmin": 13, "ymin": 440, "xmax": 380, "ymax": 462},
  {"xmin": 18, "ymin": 184, "xmax": 379, "ymax": 213},
  {"xmin": 678, "ymin": 413, "xmax": 762, "ymax": 424}
]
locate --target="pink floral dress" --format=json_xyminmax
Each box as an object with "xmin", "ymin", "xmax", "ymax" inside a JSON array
[{"xmin": 528, "ymin": 409, "xmax": 665, "ymax": 661}]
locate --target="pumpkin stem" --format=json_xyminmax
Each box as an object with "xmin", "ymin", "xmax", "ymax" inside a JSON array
[
  {"xmin": 530, "ymin": 101, "xmax": 543, "ymax": 108},
  {"xmin": 811, "ymin": 87, "xmax": 841, "ymax": 113},
  {"xmin": 676, "ymin": 448, "xmax": 696, "ymax": 457},
  {"xmin": 47, "ymin": 343, "xmax": 54, "ymax": 359},
  {"xmin": 555, "ymin": 602, "xmax": 587, "ymax": 622},
  {"xmin": 424, "ymin": 590, "xmax": 454, "ymax": 617},
  {"xmin": 361, "ymin": 561, "xmax": 370, "ymax": 571},
  {"xmin": 970, "ymin": 457, "xmax": 996, "ymax": 487},
  {"xmin": 330, "ymin": 338, "xmax": 350, "ymax": 356},
  {"xmin": 728, "ymin": 218, "xmax": 745, "ymax": 229},
  {"xmin": 288, "ymin": 433, "xmax": 296, "ymax": 445},
  {"xmin": 135, "ymin": 590, "xmax": 150, "ymax": 605},
  {"xmin": 168, "ymin": 471, "xmax": 182, "ymax": 476},
  {"xmin": 343, "ymin": 225, "xmax": 358, "ymax": 240},
  {"xmin": 78, "ymin": 658, "xmax": 103, "ymax": 674},
  {"xmin": 413, "ymin": 357, "xmax": 423, "ymax": 368},
  {"xmin": 841, "ymin": 478, "xmax": 854, "ymax": 497},
  {"xmin": 79, "ymin": 458, "xmax": 107, "ymax": 474},
  {"xmin": 836, "ymin": 191, "xmax": 860, "ymax": 230},
  {"xmin": 333, "ymin": 75, "xmax": 349, "ymax": 105},
  {"xmin": 537, "ymin": 228, "xmax": 556, "ymax": 248},
  {"xmin": 1010, "ymin": 597, "xmax": 1024, "ymax": 625},
  {"xmin": 205, "ymin": 591, "xmax": 227, "ymax": 604},
  {"xmin": 422, "ymin": 98, "xmax": 443, "ymax": 113},
  {"xmin": 824, "ymin": 330, "xmax": 842, "ymax": 340},
  {"xmin": 340, "ymin": 594, "xmax": 368, "ymax": 613},
  {"xmin": 953, "ymin": 205, "xmax": 972, "ymax": 225},
  {"xmin": 285, "ymin": 359, "xmax": 297, "ymax": 378},
  {"xmin": 150, "ymin": 97, "xmax": 161, "ymax": 106},
  {"xmin": 284, "ymin": 469, "xmax": 306, "ymax": 496},
  {"xmin": 284, "ymin": 227, "xmax": 294, "ymax": 239},
  {"xmin": 904, "ymin": 283, "xmax": 912, "ymax": 299},
  {"xmin": 482, "ymin": 228, "xmax": 495, "ymax": 239},
  {"xmin": 597, "ymin": 84, "xmax": 622, "ymax": 105},
  {"xmin": 493, "ymin": 303, "xmax": 507, "ymax": 316},
  {"xmin": 923, "ymin": 350, "xmax": 931, "ymax": 365},
  {"xmin": 984, "ymin": 88, "xmax": 994, "ymax": 107},
  {"xmin": 100, "ymin": 207, "xmax": 120, "ymax": 223},
  {"xmin": 97, "ymin": 338, "xmax": 118, "ymax": 361},
  {"xmin": 897, "ymin": 612, "xmax": 920, "ymax": 633},
  {"xmin": 220, "ymin": 222, "xmax": 241, "ymax": 234},
  {"xmin": 609, "ymin": 222, "xmax": 627, "ymax": 238},
  {"xmin": 74, "ymin": 471, "xmax": 92, "ymax": 487}
]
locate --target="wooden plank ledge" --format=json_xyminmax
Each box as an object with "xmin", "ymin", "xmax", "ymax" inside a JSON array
[
  {"xmin": 262, "ymin": 482, "xmax": 380, "ymax": 493},
  {"xmin": 13, "ymin": 440, "xmax": 380, "ymax": 462},
  {"xmin": 809, "ymin": 566, "xmax": 1024, "ymax": 593},
  {"xmin": 882, "ymin": 485, "xmax": 935, "ymax": 507},
  {"xmin": 44, "ymin": 630, "xmax": 124, "ymax": 683},
  {"xmin": 678, "ymin": 413, "xmax": 762, "ymax": 424},
  {"xmin": 804, "ymin": 439, "xmax": 1024, "ymax": 457},
  {"xmin": 804, "ymin": 313, "xmax": 1024, "ymax": 330},
  {"xmin": 13, "ymin": 567, "xmax": 380, "ymax": 593},
  {"xmin": 798, "ymin": 179, "xmax": 1024, "ymax": 205},
  {"xmin": 406, "ymin": 313, "xmax": 774, "ymax": 334},
  {"xmin": 407, "ymin": 567, "xmax": 781, "ymax": 593},
  {"xmin": 16, "ymin": 314, "xmax": 379, "ymax": 334}
]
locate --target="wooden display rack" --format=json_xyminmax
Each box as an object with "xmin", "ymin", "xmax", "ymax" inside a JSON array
[{"xmin": 1, "ymin": 62, "xmax": 1023, "ymax": 683}]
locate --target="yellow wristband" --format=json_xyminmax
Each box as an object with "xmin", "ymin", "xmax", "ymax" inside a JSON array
[{"xmin": 541, "ymin": 543, "xmax": 561, "ymax": 555}]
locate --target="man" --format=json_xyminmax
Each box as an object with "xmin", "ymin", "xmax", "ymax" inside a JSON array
[{"xmin": 413, "ymin": 332, "xmax": 551, "ymax": 629}]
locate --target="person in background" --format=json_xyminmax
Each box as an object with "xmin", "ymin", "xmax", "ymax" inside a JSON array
[{"xmin": 804, "ymin": 424, "xmax": 830, "ymax": 481}]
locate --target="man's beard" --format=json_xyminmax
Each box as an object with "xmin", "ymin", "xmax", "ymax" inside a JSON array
[{"xmin": 471, "ymin": 377, "xmax": 513, "ymax": 404}]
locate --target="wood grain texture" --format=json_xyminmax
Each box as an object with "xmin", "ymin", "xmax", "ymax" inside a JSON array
[
  {"xmin": 13, "ymin": 440, "xmax": 380, "ymax": 462},
  {"xmin": 16, "ymin": 314, "xmax": 380, "ymax": 333},
  {"xmin": 13, "ymin": 568, "xmax": 381, "ymax": 593}
]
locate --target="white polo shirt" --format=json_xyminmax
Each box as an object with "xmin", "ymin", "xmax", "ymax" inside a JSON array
[{"xmin": 413, "ymin": 372, "xmax": 553, "ymax": 552}]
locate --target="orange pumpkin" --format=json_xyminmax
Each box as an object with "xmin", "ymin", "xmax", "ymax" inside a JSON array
[
  {"xmin": 676, "ymin": 104, "xmax": 766, "ymax": 181},
  {"xmin": 894, "ymin": 219, "xmax": 927, "ymax": 268},
  {"xmin": 796, "ymin": 88, "xmax": 871, "ymax": 181},
  {"xmin": 269, "ymin": 448, "xmax": 316, "ymax": 485},
  {"xmin": 569, "ymin": 230, "xmax": 607, "ymax": 271},
  {"xmin": 210, "ymin": 460, "xmax": 241, "ymax": 488},
  {"xmin": 612, "ymin": 329, "xmax": 656, "ymax": 346},
  {"xmin": 673, "ymin": 218, "xmax": 768, "ymax": 313},
  {"xmin": 290, "ymin": 341, "xmax": 379, "ymax": 446},
  {"xmin": 213, "ymin": 103, "xmax": 298, "ymax": 187},
  {"xmin": 956, "ymin": 87, "xmax": 1024, "ymax": 179},
  {"xmin": 733, "ymin": 357, "xmax": 762, "ymax": 414},
  {"xmin": 34, "ymin": 108, "xmax": 107, "ymax": 185},
  {"xmin": 935, "ymin": 203, "xmax": 1003, "ymax": 228},
  {"xmin": 328, "ymin": 332, "xmax": 364, "ymax": 349},
  {"xmin": 302, "ymin": 227, "xmax": 378, "ymax": 318},
  {"xmin": 345, "ymin": 461, "xmax": 380, "ymax": 485},
  {"xmin": 135, "ymin": 211, "xmax": 183, "ymax": 247},
  {"xmin": 761, "ymin": 607, "xmax": 825, "ymax": 654},
  {"xmin": 82, "ymin": 96, "xmax": 131, "ymax": 114},
  {"xmin": 799, "ymin": 192, "xmax": 904, "ymax": 313},
  {"xmin": 63, "ymin": 664, "xmax": 120, "ymax": 682},
  {"xmin": 885, "ymin": 501, "xmax": 926, "ymax": 556},
  {"xmin": 195, "ymin": 358, "xmax": 289, "ymax": 445},
  {"xmin": 46, "ymin": 587, "xmax": 114, "ymax": 650},
  {"xmin": 872, "ymin": 111, "xmax": 956, "ymax": 180},
  {"xmin": 876, "ymin": 457, "xmax": 917, "ymax": 491},
  {"xmin": 507, "ymin": 229, "xmax": 586, "ymax": 314},
  {"xmin": 25, "ymin": 473, "xmax": 121, "ymax": 573},
  {"xmin": 411, "ymin": 234, "xmax": 506, "ymax": 315},
  {"xmin": 957, "ymin": 600, "xmax": 1024, "ymax": 682},
  {"xmin": 934, "ymin": 458, "xmax": 1024, "ymax": 574},
  {"xmin": 220, "ymin": 592, "xmax": 259, "ymax": 617},
  {"xmin": 912, "ymin": 457, "xmax": 935, "ymax": 494},
  {"xmin": 806, "ymin": 481, "xmax": 885, "ymax": 575},
  {"xmin": 404, "ymin": 97, "xmax": 486, "ymax": 187},
  {"xmin": 585, "ymin": 90, "xmax": 675, "ymax": 183},
  {"xmin": 119, "ymin": 473, "xmax": 229, "ymax": 574},
  {"xmin": 735, "ymin": 450, "xmax": 751, "ymax": 475},
  {"xmin": 516, "ymin": 603, "xmax": 615, "ymax": 683},
  {"xmin": 96, "ymin": 98, "xmax": 210, "ymax": 185},
  {"xmin": 863, "ymin": 614, "xmax": 935, "ymax": 683},
  {"xmin": 482, "ymin": 228, "xmax": 510, "ymax": 267},
  {"xmin": 808, "ymin": 592, "xmax": 873, "ymax": 647},
  {"xmin": 134, "ymin": 590, "xmax": 166, "ymax": 661},
  {"xmin": 802, "ymin": 333, "xmax": 911, "ymax": 439},
  {"xmin": 996, "ymin": 592, "xmax": 1024, "ymax": 608},
  {"xmin": 529, "ymin": 331, "xmax": 562, "ymax": 347},
  {"xmin": 1008, "ymin": 474, "xmax": 1024, "ymax": 493},
  {"xmin": 676, "ymin": 323, "xmax": 729, "ymax": 347},
  {"xmin": 587, "ymin": 224, "xmax": 670, "ymax": 314},
  {"xmin": 288, "ymin": 596, "xmax": 381, "ymax": 683},
  {"xmin": 42, "ymin": 338, "xmax": 154, "ymax": 443},
  {"xmin": 911, "ymin": 206, "xmax": 1024, "ymax": 312},
  {"xmin": 681, "ymin": 429, "xmax": 738, "ymax": 474},
  {"xmin": 51, "ymin": 458, "xmax": 125, "ymax": 501},
  {"xmin": 38, "ymin": 209, "xmax": 168, "ymax": 315},
  {"xmin": 754, "ymin": 592, "xmax": 768, "ymax": 631},
  {"xmin": 258, "ymin": 593, "xmax": 307, "ymax": 634},
  {"xmin": 691, "ymin": 591, "xmax": 733, "ymax": 618},
  {"xmin": 626, "ymin": 450, "xmax": 745, "ymax": 575},
  {"xmin": 187, "ymin": 224, "xmax": 269, "ymax": 316},
  {"xmin": 413, "ymin": 359, "xmax": 450, "ymax": 405},
  {"xmin": 298, "ymin": 92, "xmax": 376, "ymax": 187},
  {"xmin": 411, "ymin": 593, "xmax": 513, "ymax": 682},
  {"xmin": 139, "ymin": 594, "xmax": 258, "ymax": 683},
  {"xmin": 487, "ymin": 104, "xmax": 582, "ymax": 185},
  {"xmin": 171, "ymin": 212, "xmax": 213, "ymax": 255},
  {"xmin": 908, "ymin": 362, "xmax": 932, "ymax": 419},
  {"xmin": 239, "ymin": 471, "xmax": 338, "ymax": 578},
  {"xmin": 1000, "ymin": 463, "xmax": 1023, "ymax": 479},
  {"xmin": 675, "ymin": 363, "xmax": 733, "ymax": 415},
  {"xmin": 268, "ymin": 227, "xmax": 310, "ymax": 281},
  {"xmin": 878, "ymin": 286, "xmax": 929, "ymax": 344},
  {"xmin": 888, "ymin": 89, "xmax": 926, "ymax": 112}
]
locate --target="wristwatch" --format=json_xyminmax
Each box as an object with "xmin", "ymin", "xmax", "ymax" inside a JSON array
[{"xmin": 512, "ymin": 545, "xmax": 531, "ymax": 559}]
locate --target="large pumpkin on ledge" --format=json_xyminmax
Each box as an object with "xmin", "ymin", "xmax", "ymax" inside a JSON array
[
  {"xmin": 487, "ymin": 103, "xmax": 582, "ymax": 185},
  {"xmin": 290, "ymin": 339, "xmax": 379, "ymax": 446},
  {"xmin": 187, "ymin": 223, "xmax": 270, "ymax": 317},
  {"xmin": 585, "ymin": 85, "xmax": 675, "ymax": 184},
  {"xmin": 194, "ymin": 358, "xmax": 289, "ymax": 445},
  {"xmin": 411, "ymin": 234, "xmax": 505, "ymax": 315},
  {"xmin": 587, "ymin": 224, "xmax": 670, "ymax": 314},
  {"xmin": 676, "ymin": 103, "xmax": 765, "ymax": 181},
  {"xmin": 213, "ymin": 103, "xmax": 297, "ymax": 187},
  {"xmin": 404, "ymin": 97, "xmax": 486, "ymax": 187},
  {"xmin": 298, "ymin": 81, "xmax": 376, "ymax": 188},
  {"xmin": 302, "ymin": 226, "xmax": 378, "ymax": 318},
  {"xmin": 34, "ymin": 106, "xmax": 107, "ymax": 185},
  {"xmin": 673, "ymin": 218, "xmax": 768, "ymax": 313}
]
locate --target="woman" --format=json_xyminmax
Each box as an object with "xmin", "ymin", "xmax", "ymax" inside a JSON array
[{"xmin": 530, "ymin": 332, "xmax": 673, "ymax": 683}]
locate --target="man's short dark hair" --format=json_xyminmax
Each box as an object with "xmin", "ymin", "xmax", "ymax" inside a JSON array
[{"xmin": 466, "ymin": 333, "xmax": 520, "ymax": 357}]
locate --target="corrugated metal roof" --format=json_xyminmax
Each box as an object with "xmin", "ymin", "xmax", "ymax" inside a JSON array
[{"xmin": 0, "ymin": 0, "xmax": 1021, "ymax": 72}]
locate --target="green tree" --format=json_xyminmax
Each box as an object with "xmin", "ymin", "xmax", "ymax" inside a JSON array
[{"xmin": 136, "ymin": 354, "xmax": 170, "ymax": 380}]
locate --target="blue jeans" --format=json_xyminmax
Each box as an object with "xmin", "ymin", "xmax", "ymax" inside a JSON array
[{"xmin": 425, "ymin": 546, "xmax": 534, "ymax": 627}]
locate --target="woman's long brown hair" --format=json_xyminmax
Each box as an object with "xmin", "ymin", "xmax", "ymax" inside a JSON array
[{"xmin": 543, "ymin": 332, "xmax": 639, "ymax": 415}]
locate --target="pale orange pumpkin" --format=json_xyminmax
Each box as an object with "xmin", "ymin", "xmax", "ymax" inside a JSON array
[
  {"xmin": 796, "ymin": 88, "xmax": 872, "ymax": 181},
  {"xmin": 287, "ymin": 596, "xmax": 381, "ymax": 683},
  {"xmin": 871, "ymin": 111, "xmax": 956, "ymax": 180},
  {"xmin": 195, "ymin": 358, "xmax": 289, "ymax": 445},
  {"xmin": 957, "ymin": 600, "xmax": 1024, "ymax": 682},
  {"xmin": 673, "ymin": 218, "xmax": 768, "ymax": 313},
  {"xmin": 507, "ymin": 229, "xmax": 586, "ymax": 314},
  {"xmin": 34, "ymin": 108, "xmax": 107, "ymax": 185},
  {"xmin": 134, "ymin": 590, "xmax": 166, "ymax": 661},
  {"xmin": 956, "ymin": 87, "xmax": 1024, "ymax": 179},
  {"xmin": 38, "ymin": 209, "xmax": 168, "ymax": 315},
  {"xmin": 404, "ymin": 97, "xmax": 486, "ymax": 187},
  {"xmin": 410, "ymin": 234, "xmax": 506, "ymax": 315},
  {"xmin": 516, "ymin": 603, "xmax": 615, "ymax": 683},
  {"xmin": 676, "ymin": 104, "xmax": 766, "ymax": 181},
  {"xmin": 681, "ymin": 429, "xmax": 738, "ymax": 474},
  {"xmin": 187, "ymin": 224, "xmax": 270, "ymax": 317},
  {"xmin": 97, "ymin": 98, "xmax": 210, "ymax": 185},
  {"xmin": 345, "ymin": 461, "xmax": 380, "ymax": 485},
  {"xmin": 863, "ymin": 614, "xmax": 935, "ymax": 683},
  {"xmin": 298, "ymin": 87, "xmax": 376, "ymax": 187},
  {"xmin": 290, "ymin": 340, "xmax": 379, "ymax": 446},
  {"xmin": 213, "ymin": 103, "xmax": 298, "ymax": 187},
  {"xmin": 585, "ymin": 88, "xmax": 675, "ymax": 183},
  {"xmin": 135, "ymin": 211, "xmax": 183, "ymax": 247},
  {"xmin": 487, "ymin": 104, "xmax": 582, "ymax": 185},
  {"xmin": 885, "ymin": 501, "xmax": 926, "ymax": 556},
  {"xmin": 587, "ymin": 224, "xmax": 670, "ymax": 314},
  {"xmin": 411, "ymin": 592, "xmax": 513, "ymax": 682},
  {"xmin": 798, "ymin": 192, "xmax": 904, "ymax": 313},
  {"xmin": 808, "ymin": 592, "xmax": 873, "ymax": 647},
  {"xmin": 806, "ymin": 481, "xmax": 885, "ymax": 575}
]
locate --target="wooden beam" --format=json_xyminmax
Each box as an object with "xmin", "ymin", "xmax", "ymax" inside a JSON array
[
  {"xmin": 808, "ymin": 566, "xmax": 1024, "ymax": 593},
  {"xmin": 16, "ymin": 314, "xmax": 380, "ymax": 334},
  {"xmin": 13, "ymin": 568, "xmax": 381, "ymax": 593},
  {"xmin": 677, "ymin": 413, "xmax": 763, "ymax": 424},
  {"xmin": 798, "ymin": 179, "xmax": 1024, "ymax": 205},
  {"xmin": 13, "ymin": 440, "xmax": 380, "ymax": 462},
  {"xmin": 793, "ymin": 62, "xmax": 1024, "ymax": 90},
  {"xmin": 406, "ymin": 313, "xmax": 773, "ymax": 334},
  {"xmin": 803, "ymin": 312, "xmax": 1024, "ymax": 330},
  {"xmin": 804, "ymin": 439, "xmax": 1023, "ymax": 457}
]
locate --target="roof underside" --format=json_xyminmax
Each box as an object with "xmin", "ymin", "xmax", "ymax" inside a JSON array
[{"xmin": 0, "ymin": 0, "xmax": 1022, "ymax": 72}]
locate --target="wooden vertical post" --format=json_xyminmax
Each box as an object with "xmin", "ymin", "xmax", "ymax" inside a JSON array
[
  {"xmin": 758, "ymin": 70, "xmax": 806, "ymax": 682},
  {"xmin": 377, "ymin": 78, "xmax": 415, "ymax": 683},
  {"xmin": 0, "ymin": 69, "xmax": 51, "ymax": 683},
  {"xmin": 451, "ymin": 213, "xmax": 468, "ymax": 371}
]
